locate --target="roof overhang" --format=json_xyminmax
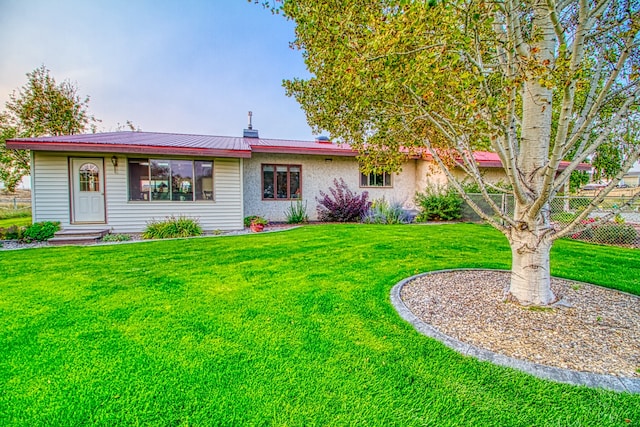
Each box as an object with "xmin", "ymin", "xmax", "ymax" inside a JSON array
[
  {"xmin": 5, "ymin": 140, "xmax": 251, "ymax": 158},
  {"xmin": 250, "ymin": 145, "xmax": 358, "ymax": 157}
]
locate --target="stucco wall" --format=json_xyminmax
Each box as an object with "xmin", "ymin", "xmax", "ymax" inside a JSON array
[{"xmin": 243, "ymin": 153, "xmax": 420, "ymax": 221}]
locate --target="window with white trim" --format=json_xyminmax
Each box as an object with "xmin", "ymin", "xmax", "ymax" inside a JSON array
[{"xmin": 360, "ymin": 171, "xmax": 392, "ymax": 187}]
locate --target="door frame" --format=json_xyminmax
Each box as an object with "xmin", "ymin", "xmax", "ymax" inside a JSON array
[{"xmin": 69, "ymin": 157, "xmax": 107, "ymax": 224}]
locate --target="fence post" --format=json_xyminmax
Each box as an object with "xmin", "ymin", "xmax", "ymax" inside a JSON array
[{"xmin": 13, "ymin": 197, "xmax": 17, "ymax": 210}]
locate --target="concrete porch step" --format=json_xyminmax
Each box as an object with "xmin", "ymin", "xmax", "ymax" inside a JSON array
[{"xmin": 48, "ymin": 229, "xmax": 109, "ymax": 246}]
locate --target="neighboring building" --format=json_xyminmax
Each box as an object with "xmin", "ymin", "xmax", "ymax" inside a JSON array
[{"xmin": 6, "ymin": 127, "xmax": 586, "ymax": 232}]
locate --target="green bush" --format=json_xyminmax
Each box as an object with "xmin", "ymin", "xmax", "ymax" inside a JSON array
[
  {"xmin": 593, "ymin": 224, "xmax": 638, "ymax": 245},
  {"xmin": 101, "ymin": 233, "xmax": 132, "ymax": 242},
  {"xmin": 143, "ymin": 216, "xmax": 202, "ymax": 240},
  {"xmin": 415, "ymin": 187, "xmax": 463, "ymax": 222},
  {"xmin": 285, "ymin": 200, "xmax": 309, "ymax": 224},
  {"xmin": 21, "ymin": 221, "xmax": 60, "ymax": 242},
  {"xmin": 4, "ymin": 225, "xmax": 24, "ymax": 240}
]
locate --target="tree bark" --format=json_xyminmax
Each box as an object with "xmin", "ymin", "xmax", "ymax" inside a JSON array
[{"xmin": 508, "ymin": 229, "xmax": 555, "ymax": 305}]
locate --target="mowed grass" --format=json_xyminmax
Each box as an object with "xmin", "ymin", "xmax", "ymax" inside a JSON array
[{"xmin": 0, "ymin": 223, "xmax": 638, "ymax": 426}]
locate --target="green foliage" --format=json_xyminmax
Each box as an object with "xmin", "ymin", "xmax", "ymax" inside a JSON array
[
  {"xmin": 461, "ymin": 181, "xmax": 511, "ymax": 194},
  {"xmin": 415, "ymin": 186, "xmax": 463, "ymax": 222},
  {"xmin": 101, "ymin": 233, "xmax": 132, "ymax": 243},
  {"xmin": 1, "ymin": 65, "xmax": 98, "ymax": 191},
  {"xmin": 569, "ymin": 171, "xmax": 590, "ymax": 193},
  {"xmin": 285, "ymin": 200, "xmax": 309, "ymax": 224},
  {"xmin": 142, "ymin": 216, "xmax": 202, "ymax": 239},
  {"xmin": 362, "ymin": 199, "xmax": 410, "ymax": 224},
  {"xmin": 21, "ymin": 221, "xmax": 60, "ymax": 242},
  {"xmin": 0, "ymin": 225, "xmax": 24, "ymax": 240}
]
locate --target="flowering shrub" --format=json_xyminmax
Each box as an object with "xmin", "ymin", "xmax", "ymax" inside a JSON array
[{"xmin": 316, "ymin": 178, "xmax": 371, "ymax": 222}]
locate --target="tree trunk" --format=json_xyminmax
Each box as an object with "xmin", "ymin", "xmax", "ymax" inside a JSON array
[{"xmin": 508, "ymin": 229, "xmax": 555, "ymax": 306}]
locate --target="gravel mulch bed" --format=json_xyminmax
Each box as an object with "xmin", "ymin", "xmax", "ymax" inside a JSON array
[{"xmin": 400, "ymin": 270, "xmax": 640, "ymax": 378}]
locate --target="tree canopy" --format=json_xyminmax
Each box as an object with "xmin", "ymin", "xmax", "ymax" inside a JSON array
[
  {"xmin": 0, "ymin": 65, "xmax": 98, "ymax": 191},
  {"xmin": 269, "ymin": 0, "xmax": 639, "ymax": 305}
]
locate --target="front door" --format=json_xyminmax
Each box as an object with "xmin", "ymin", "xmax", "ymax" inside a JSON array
[{"xmin": 71, "ymin": 158, "xmax": 106, "ymax": 223}]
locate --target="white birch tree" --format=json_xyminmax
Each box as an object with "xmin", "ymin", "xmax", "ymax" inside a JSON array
[{"xmin": 271, "ymin": 0, "xmax": 639, "ymax": 305}]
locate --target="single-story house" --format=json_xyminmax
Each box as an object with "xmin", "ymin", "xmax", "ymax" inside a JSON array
[{"xmin": 6, "ymin": 126, "xmax": 585, "ymax": 232}]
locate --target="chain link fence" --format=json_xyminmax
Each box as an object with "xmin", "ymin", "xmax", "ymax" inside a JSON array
[{"xmin": 463, "ymin": 193, "xmax": 640, "ymax": 248}]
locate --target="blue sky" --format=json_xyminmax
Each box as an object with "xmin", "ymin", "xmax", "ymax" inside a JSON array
[{"xmin": 0, "ymin": 0, "xmax": 315, "ymax": 140}]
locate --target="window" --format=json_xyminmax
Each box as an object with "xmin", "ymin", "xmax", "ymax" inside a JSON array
[
  {"xmin": 78, "ymin": 163, "xmax": 100, "ymax": 192},
  {"xmin": 262, "ymin": 164, "xmax": 301, "ymax": 200},
  {"xmin": 128, "ymin": 158, "xmax": 214, "ymax": 202},
  {"xmin": 360, "ymin": 171, "xmax": 392, "ymax": 187}
]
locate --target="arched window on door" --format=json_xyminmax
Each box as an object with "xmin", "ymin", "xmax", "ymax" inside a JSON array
[{"xmin": 79, "ymin": 163, "xmax": 100, "ymax": 192}]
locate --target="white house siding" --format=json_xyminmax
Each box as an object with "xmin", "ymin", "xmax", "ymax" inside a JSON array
[
  {"xmin": 243, "ymin": 153, "xmax": 419, "ymax": 221},
  {"xmin": 32, "ymin": 152, "xmax": 244, "ymax": 233},
  {"xmin": 32, "ymin": 152, "xmax": 71, "ymax": 225}
]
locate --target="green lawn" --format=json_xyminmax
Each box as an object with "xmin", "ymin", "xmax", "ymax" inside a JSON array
[
  {"xmin": 0, "ymin": 223, "xmax": 638, "ymax": 426},
  {"xmin": 0, "ymin": 217, "xmax": 32, "ymax": 229}
]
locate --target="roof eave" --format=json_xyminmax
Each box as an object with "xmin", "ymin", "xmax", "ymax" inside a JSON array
[
  {"xmin": 5, "ymin": 141, "xmax": 251, "ymax": 158},
  {"xmin": 250, "ymin": 145, "xmax": 358, "ymax": 157}
]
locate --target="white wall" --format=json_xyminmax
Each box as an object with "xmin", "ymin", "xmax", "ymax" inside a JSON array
[
  {"xmin": 243, "ymin": 153, "xmax": 420, "ymax": 221},
  {"xmin": 32, "ymin": 152, "xmax": 244, "ymax": 232}
]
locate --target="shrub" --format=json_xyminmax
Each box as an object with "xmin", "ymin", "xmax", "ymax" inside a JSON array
[
  {"xmin": 593, "ymin": 224, "xmax": 638, "ymax": 245},
  {"xmin": 316, "ymin": 178, "xmax": 371, "ymax": 222},
  {"xmin": 415, "ymin": 186, "xmax": 463, "ymax": 222},
  {"xmin": 362, "ymin": 199, "xmax": 410, "ymax": 224},
  {"xmin": 22, "ymin": 221, "xmax": 60, "ymax": 242},
  {"xmin": 2, "ymin": 225, "xmax": 24, "ymax": 240},
  {"xmin": 143, "ymin": 216, "xmax": 202, "ymax": 239},
  {"xmin": 101, "ymin": 233, "xmax": 132, "ymax": 242},
  {"xmin": 285, "ymin": 200, "xmax": 309, "ymax": 224}
]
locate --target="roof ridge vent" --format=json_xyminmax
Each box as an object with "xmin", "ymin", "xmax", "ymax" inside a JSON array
[{"xmin": 315, "ymin": 135, "xmax": 331, "ymax": 143}]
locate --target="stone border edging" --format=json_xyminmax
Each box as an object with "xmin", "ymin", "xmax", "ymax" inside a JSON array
[{"xmin": 390, "ymin": 269, "xmax": 640, "ymax": 394}]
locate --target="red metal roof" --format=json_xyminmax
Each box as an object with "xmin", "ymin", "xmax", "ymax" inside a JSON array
[
  {"xmin": 7, "ymin": 131, "xmax": 253, "ymax": 158},
  {"xmin": 249, "ymin": 137, "xmax": 357, "ymax": 156},
  {"xmin": 472, "ymin": 151, "xmax": 591, "ymax": 171},
  {"xmin": 6, "ymin": 131, "xmax": 590, "ymax": 170}
]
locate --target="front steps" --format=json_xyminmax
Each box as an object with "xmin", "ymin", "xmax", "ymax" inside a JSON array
[{"xmin": 48, "ymin": 229, "xmax": 109, "ymax": 246}]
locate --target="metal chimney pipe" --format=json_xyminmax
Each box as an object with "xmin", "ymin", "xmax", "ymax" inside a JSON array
[{"xmin": 248, "ymin": 111, "xmax": 253, "ymax": 130}]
